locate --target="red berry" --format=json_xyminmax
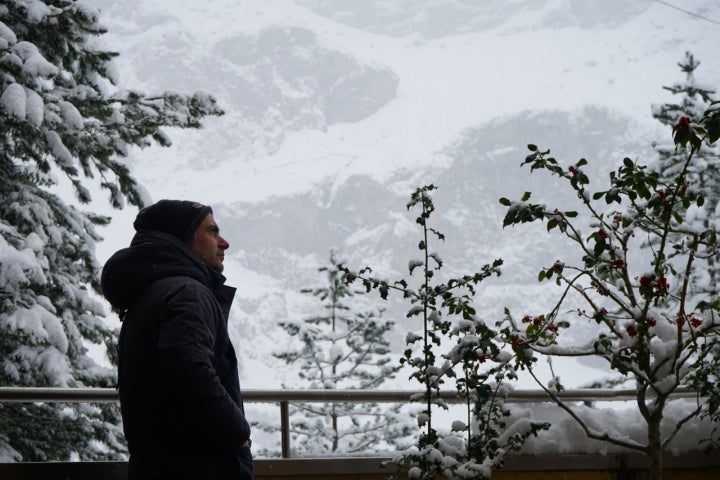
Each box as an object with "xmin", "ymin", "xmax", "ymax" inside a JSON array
[
  {"xmin": 677, "ymin": 116, "xmax": 691, "ymax": 133},
  {"xmin": 626, "ymin": 324, "xmax": 638, "ymax": 337}
]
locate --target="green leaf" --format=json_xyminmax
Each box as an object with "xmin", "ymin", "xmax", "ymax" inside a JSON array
[
  {"xmin": 704, "ymin": 113, "xmax": 720, "ymax": 143},
  {"xmin": 499, "ymin": 197, "xmax": 512, "ymax": 206},
  {"xmin": 521, "ymin": 191, "xmax": 532, "ymax": 202},
  {"xmin": 696, "ymin": 300, "xmax": 720, "ymax": 312},
  {"xmin": 605, "ymin": 189, "xmax": 621, "ymax": 204},
  {"xmin": 702, "ymin": 103, "xmax": 720, "ymax": 143},
  {"xmin": 528, "ymin": 144, "xmax": 538, "ymax": 151},
  {"xmin": 690, "ymin": 132, "xmax": 702, "ymax": 152}
]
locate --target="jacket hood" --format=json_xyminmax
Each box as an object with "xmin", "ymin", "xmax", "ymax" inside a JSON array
[{"xmin": 101, "ymin": 231, "xmax": 224, "ymax": 311}]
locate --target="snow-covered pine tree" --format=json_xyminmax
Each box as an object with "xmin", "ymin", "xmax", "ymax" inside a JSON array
[
  {"xmin": 651, "ymin": 51, "xmax": 719, "ymax": 301},
  {"xmin": 0, "ymin": 1, "xmax": 222, "ymax": 461},
  {"xmin": 270, "ymin": 251, "xmax": 411, "ymax": 455}
]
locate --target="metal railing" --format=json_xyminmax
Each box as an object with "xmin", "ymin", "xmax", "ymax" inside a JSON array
[{"xmin": 0, "ymin": 386, "xmax": 700, "ymax": 459}]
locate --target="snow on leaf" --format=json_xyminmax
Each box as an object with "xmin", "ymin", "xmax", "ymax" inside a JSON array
[
  {"xmin": 21, "ymin": 50, "xmax": 58, "ymax": 77},
  {"xmin": 496, "ymin": 350, "xmax": 513, "ymax": 363},
  {"xmin": 12, "ymin": 41, "xmax": 57, "ymax": 77},
  {"xmin": 0, "ymin": 440, "xmax": 21, "ymax": 463},
  {"xmin": 45, "ymin": 131, "xmax": 75, "ymax": 168},
  {"xmin": 1, "ymin": 83, "xmax": 26, "ymax": 120},
  {"xmin": 42, "ymin": 105, "xmax": 62, "ymax": 126},
  {"xmin": 0, "ymin": 234, "xmax": 47, "ymax": 287},
  {"xmin": 457, "ymin": 319, "xmax": 474, "ymax": 332},
  {"xmin": 104, "ymin": 60, "xmax": 119, "ymax": 85},
  {"xmin": 24, "ymin": 88, "xmax": 44, "ymax": 127},
  {"xmin": 110, "ymin": 108, "xmax": 125, "ymax": 124},
  {"xmin": 408, "ymin": 259, "xmax": 423, "ymax": 273},
  {"xmin": 73, "ymin": 1, "xmax": 101, "ymax": 24},
  {"xmin": 36, "ymin": 347, "xmax": 72, "ymax": 386},
  {"xmin": 21, "ymin": 0, "xmax": 53, "ymax": 23},
  {"xmin": 417, "ymin": 412, "xmax": 429, "ymax": 427},
  {"xmin": 0, "ymin": 20, "xmax": 17, "ymax": 44},
  {"xmin": 191, "ymin": 91, "xmax": 218, "ymax": 110},
  {"xmin": 405, "ymin": 331, "xmax": 422, "ymax": 344},
  {"xmin": 2, "ymin": 304, "xmax": 69, "ymax": 354},
  {"xmin": 58, "ymin": 101, "xmax": 84, "ymax": 129},
  {"xmin": 451, "ymin": 420, "xmax": 467, "ymax": 432},
  {"xmin": 22, "ymin": 232, "xmax": 43, "ymax": 252}
]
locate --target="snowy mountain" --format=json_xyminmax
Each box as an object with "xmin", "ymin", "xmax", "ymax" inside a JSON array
[{"xmin": 83, "ymin": 0, "xmax": 720, "ymax": 396}]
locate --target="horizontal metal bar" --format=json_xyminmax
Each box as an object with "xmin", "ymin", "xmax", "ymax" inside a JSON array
[
  {"xmin": 0, "ymin": 386, "xmax": 699, "ymax": 403},
  {"xmin": 0, "ymin": 387, "xmax": 119, "ymax": 402}
]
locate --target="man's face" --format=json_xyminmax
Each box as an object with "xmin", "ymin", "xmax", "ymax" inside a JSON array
[{"xmin": 188, "ymin": 213, "xmax": 229, "ymax": 272}]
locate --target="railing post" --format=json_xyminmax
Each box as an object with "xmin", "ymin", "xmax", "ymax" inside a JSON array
[{"xmin": 280, "ymin": 400, "xmax": 290, "ymax": 459}]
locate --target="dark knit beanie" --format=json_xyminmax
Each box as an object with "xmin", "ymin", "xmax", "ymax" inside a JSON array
[{"xmin": 133, "ymin": 200, "xmax": 213, "ymax": 243}]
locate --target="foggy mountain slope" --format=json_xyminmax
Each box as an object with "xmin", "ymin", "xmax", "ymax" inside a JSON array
[
  {"xmin": 84, "ymin": 0, "xmax": 720, "ymax": 389},
  {"xmin": 90, "ymin": 0, "xmax": 719, "ymax": 207},
  {"xmin": 215, "ymin": 106, "xmax": 652, "ymax": 386},
  {"xmin": 97, "ymin": 8, "xmax": 400, "ymax": 167},
  {"xmin": 294, "ymin": 0, "xmax": 653, "ymax": 37}
]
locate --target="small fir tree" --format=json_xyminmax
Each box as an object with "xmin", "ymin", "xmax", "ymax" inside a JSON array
[
  {"xmin": 651, "ymin": 52, "xmax": 720, "ymax": 301},
  {"xmin": 265, "ymin": 251, "xmax": 412, "ymax": 456},
  {"xmin": 0, "ymin": 1, "xmax": 222, "ymax": 461}
]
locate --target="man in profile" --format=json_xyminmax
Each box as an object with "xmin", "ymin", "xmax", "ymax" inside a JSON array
[{"xmin": 102, "ymin": 200, "xmax": 253, "ymax": 480}]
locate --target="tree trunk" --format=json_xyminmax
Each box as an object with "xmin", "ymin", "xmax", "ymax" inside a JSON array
[
  {"xmin": 647, "ymin": 413, "xmax": 663, "ymax": 480},
  {"xmin": 332, "ymin": 406, "xmax": 339, "ymax": 452}
]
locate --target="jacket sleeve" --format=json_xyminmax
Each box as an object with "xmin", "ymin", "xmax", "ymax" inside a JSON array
[{"xmin": 156, "ymin": 279, "xmax": 251, "ymax": 450}]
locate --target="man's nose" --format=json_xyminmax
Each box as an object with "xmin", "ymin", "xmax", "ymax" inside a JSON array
[{"xmin": 219, "ymin": 236, "xmax": 229, "ymax": 250}]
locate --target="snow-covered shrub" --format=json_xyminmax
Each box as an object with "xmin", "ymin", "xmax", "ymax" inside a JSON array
[
  {"xmin": 341, "ymin": 186, "xmax": 547, "ymax": 479},
  {"xmin": 498, "ymin": 58, "xmax": 720, "ymax": 480}
]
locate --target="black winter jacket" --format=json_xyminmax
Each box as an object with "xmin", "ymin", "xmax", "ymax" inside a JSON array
[{"xmin": 102, "ymin": 231, "xmax": 252, "ymax": 479}]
